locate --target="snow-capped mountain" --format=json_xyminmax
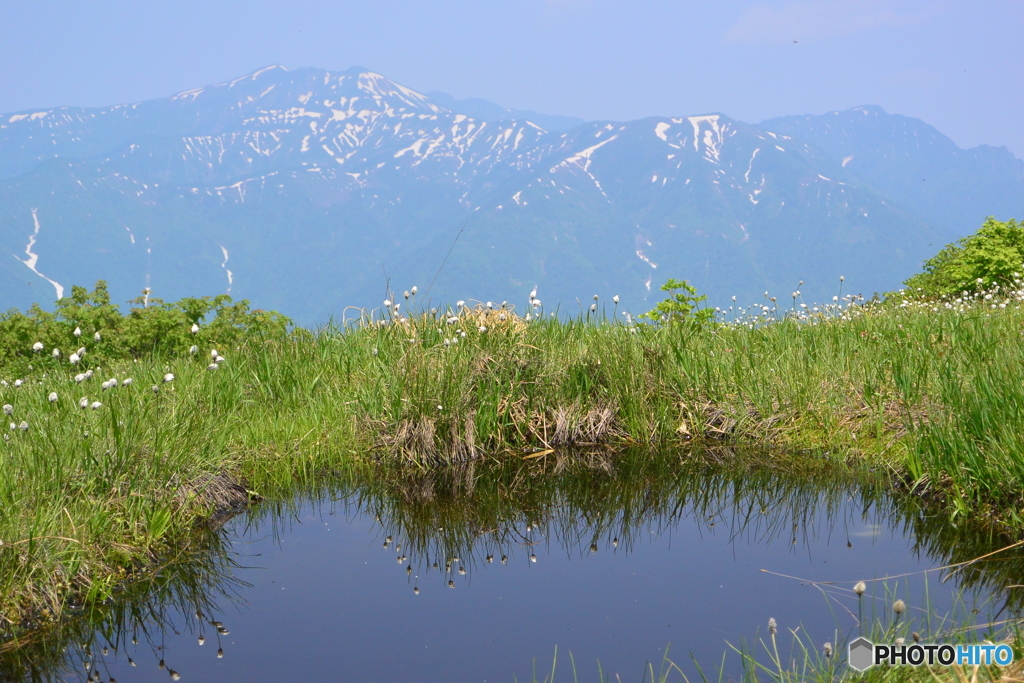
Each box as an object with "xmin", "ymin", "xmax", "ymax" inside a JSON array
[{"xmin": 0, "ymin": 66, "xmax": 1018, "ymax": 323}]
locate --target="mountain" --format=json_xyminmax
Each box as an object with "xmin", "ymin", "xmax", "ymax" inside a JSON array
[
  {"xmin": 0, "ymin": 66, "xmax": 1012, "ymax": 324},
  {"xmin": 761, "ymin": 106, "xmax": 1024, "ymax": 244}
]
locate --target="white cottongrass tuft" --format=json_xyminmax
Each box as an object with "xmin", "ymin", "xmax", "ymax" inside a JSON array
[
  {"xmin": 403, "ymin": 290, "xmax": 410, "ymax": 300},
  {"xmin": 191, "ymin": 323, "xmax": 199, "ymax": 334},
  {"xmin": 486, "ymin": 301, "xmax": 493, "ymax": 309},
  {"xmin": 32, "ymin": 342, "xmax": 43, "ymax": 352},
  {"xmin": 79, "ymin": 397, "xmax": 89, "ymax": 409},
  {"xmin": 102, "ymin": 380, "xmax": 113, "ymax": 390},
  {"xmin": 73, "ymin": 327, "xmax": 82, "ymax": 337},
  {"xmin": 18, "ymin": 421, "xmax": 28, "ymax": 431},
  {"xmin": 84, "ymin": 370, "xmax": 93, "ymax": 380},
  {"xmin": 2, "ymin": 404, "xmax": 12, "ymax": 416},
  {"xmin": 410, "ymin": 286, "xmax": 418, "ymax": 295},
  {"xmin": 613, "ymin": 295, "xmax": 619, "ymax": 304},
  {"xmin": 211, "ymin": 349, "xmax": 219, "ymax": 359},
  {"xmin": 163, "ymin": 373, "xmax": 174, "ymax": 383},
  {"xmin": 48, "ymin": 392, "xmax": 58, "ymax": 403},
  {"xmin": 69, "ymin": 353, "xmax": 81, "ymax": 365},
  {"xmin": 52, "ymin": 348, "xmax": 61, "ymax": 359},
  {"xmin": 75, "ymin": 373, "xmax": 86, "ymax": 383},
  {"xmin": 189, "ymin": 345, "xmax": 198, "ymax": 355},
  {"xmin": 590, "ymin": 303, "xmax": 597, "ymax": 313},
  {"xmin": 13, "ymin": 380, "xmax": 22, "ymax": 388},
  {"xmin": 8, "ymin": 423, "xmax": 14, "ymax": 431},
  {"xmin": 383, "ymin": 299, "xmax": 391, "ymax": 308},
  {"xmin": 456, "ymin": 300, "xmax": 465, "ymax": 308},
  {"xmin": 122, "ymin": 378, "xmax": 133, "ymax": 386},
  {"xmin": 530, "ymin": 288, "xmax": 537, "ymax": 300},
  {"xmin": 207, "ymin": 363, "xmax": 220, "ymax": 371},
  {"xmin": 479, "ymin": 326, "xmax": 487, "ymax": 333},
  {"xmin": 152, "ymin": 385, "xmax": 160, "ymax": 394},
  {"xmin": 593, "ymin": 294, "xmax": 599, "ymax": 301},
  {"xmin": 77, "ymin": 347, "xmax": 86, "ymax": 357},
  {"xmin": 94, "ymin": 331, "xmax": 102, "ymax": 342},
  {"xmin": 90, "ymin": 401, "xmax": 102, "ymax": 411}
]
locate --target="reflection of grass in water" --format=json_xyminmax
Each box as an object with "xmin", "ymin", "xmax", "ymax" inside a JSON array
[
  {"xmin": 0, "ymin": 524, "xmax": 243, "ymax": 683},
  {"xmin": 5, "ymin": 451, "xmax": 1024, "ymax": 682}
]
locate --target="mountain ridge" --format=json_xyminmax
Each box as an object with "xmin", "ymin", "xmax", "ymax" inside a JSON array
[{"xmin": 0, "ymin": 66, "xmax": 1019, "ymax": 323}]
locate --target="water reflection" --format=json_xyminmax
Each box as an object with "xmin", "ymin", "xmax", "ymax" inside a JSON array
[{"xmin": 3, "ymin": 448, "xmax": 1023, "ymax": 682}]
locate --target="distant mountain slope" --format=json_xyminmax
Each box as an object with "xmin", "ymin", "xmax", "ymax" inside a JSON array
[
  {"xmin": 426, "ymin": 91, "xmax": 586, "ymax": 132},
  {"xmin": 0, "ymin": 67, "xmax": 1007, "ymax": 323},
  {"xmin": 761, "ymin": 106, "xmax": 1024, "ymax": 242}
]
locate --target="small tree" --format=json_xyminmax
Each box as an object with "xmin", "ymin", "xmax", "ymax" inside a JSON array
[
  {"xmin": 639, "ymin": 278, "xmax": 715, "ymax": 326},
  {"xmin": 904, "ymin": 217, "xmax": 1024, "ymax": 297}
]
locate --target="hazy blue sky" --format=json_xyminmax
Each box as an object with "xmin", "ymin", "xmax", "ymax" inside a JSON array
[{"xmin": 2, "ymin": 0, "xmax": 1021, "ymax": 155}]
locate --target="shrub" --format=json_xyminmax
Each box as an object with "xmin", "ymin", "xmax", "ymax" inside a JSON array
[{"xmin": 904, "ymin": 217, "xmax": 1024, "ymax": 298}]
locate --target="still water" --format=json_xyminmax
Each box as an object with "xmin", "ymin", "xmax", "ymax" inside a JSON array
[{"xmin": 5, "ymin": 453, "xmax": 1022, "ymax": 682}]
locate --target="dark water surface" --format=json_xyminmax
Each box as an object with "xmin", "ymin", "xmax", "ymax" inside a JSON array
[{"xmin": 6, "ymin": 453, "xmax": 1022, "ymax": 682}]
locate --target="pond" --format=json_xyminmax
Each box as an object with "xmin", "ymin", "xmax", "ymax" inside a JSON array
[{"xmin": 3, "ymin": 451, "xmax": 1021, "ymax": 682}]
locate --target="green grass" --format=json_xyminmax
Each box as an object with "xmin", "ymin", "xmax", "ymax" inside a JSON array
[{"xmin": 3, "ymin": 288, "xmax": 1024, "ymax": 630}]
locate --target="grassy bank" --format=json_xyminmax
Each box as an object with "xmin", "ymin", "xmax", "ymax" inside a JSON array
[{"xmin": 2, "ymin": 283, "xmax": 1024, "ymax": 628}]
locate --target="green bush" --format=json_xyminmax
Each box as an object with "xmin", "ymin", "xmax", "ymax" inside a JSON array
[
  {"xmin": 638, "ymin": 278, "xmax": 715, "ymax": 326},
  {"xmin": 904, "ymin": 217, "xmax": 1024, "ymax": 297},
  {"xmin": 0, "ymin": 281, "xmax": 291, "ymax": 371}
]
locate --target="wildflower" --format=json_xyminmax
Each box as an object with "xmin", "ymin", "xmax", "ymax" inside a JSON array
[
  {"xmin": 52, "ymin": 348, "xmax": 61, "ymax": 358},
  {"xmin": 77, "ymin": 347, "xmax": 86, "ymax": 357},
  {"xmin": 403, "ymin": 290, "xmax": 410, "ymax": 300},
  {"xmin": 383, "ymin": 299, "xmax": 391, "ymax": 307},
  {"xmin": 613, "ymin": 295, "xmax": 619, "ymax": 304},
  {"xmin": 207, "ymin": 363, "xmax": 219, "ymax": 371},
  {"xmin": 840, "ymin": 276, "xmax": 845, "ymax": 282},
  {"xmin": 732, "ymin": 295, "xmax": 737, "ymax": 302},
  {"xmin": 170, "ymin": 670, "xmax": 180, "ymax": 680},
  {"xmin": 19, "ymin": 421, "xmax": 28, "ymax": 431},
  {"xmin": 486, "ymin": 301, "xmax": 493, "ymax": 309},
  {"xmin": 768, "ymin": 618, "xmax": 777, "ymax": 634},
  {"xmin": 394, "ymin": 303, "xmax": 400, "ymax": 311},
  {"xmin": 32, "ymin": 342, "xmax": 43, "ymax": 352},
  {"xmin": 215, "ymin": 355, "xmax": 225, "ymax": 363},
  {"xmin": 1, "ymin": 405, "xmax": 11, "ymax": 415},
  {"xmin": 73, "ymin": 327, "xmax": 82, "ymax": 337},
  {"xmin": 84, "ymin": 370, "xmax": 93, "ymax": 379},
  {"xmin": 447, "ymin": 316, "xmax": 458, "ymax": 325},
  {"xmin": 48, "ymin": 392, "xmax": 58, "ymax": 403},
  {"xmin": 448, "ymin": 580, "xmax": 455, "ymax": 588},
  {"xmin": 530, "ymin": 554, "xmax": 537, "ymax": 563},
  {"xmin": 893, "ymin": 599, "xmax": 905, "ymax": 614},
  {"xmin": 532, "ymin": 299, "xmax": 541, "ymax": 308},
  {"xmin": 102, "ymin": 380, "xmax": 112, "ymax": 390},
  {"xmin": 94, "ymin": 331, "xmax": 101, "ymax": 342},
  {"xmin": 190, "ymin": 345, "xmax": 198, "ymax": 355},
  {"xmin": 69, "ymin": 353, "xmax": 81, "ymax": 365},
  {"xmin": 853, "ymin": 581, "xmax": 866, "ymax": 596},
  {"xmin": 823, "ymin": 642, "xmax": 833, "ymax": 658},
  {"xmin": 211, "ymin": 349, "xmax": 219, "ymax": 359},
  {"xmin": 530, "ymin": 288, "xmax": 537, "ymax": 300},
  {"xmin": 590, "ymin": 303, "xmax": 597, "ymax": 313},
  {"xmin": 91, "ymin": 401, "xmax": 102, "ymax": 410},
  {"xmin": 198, "ymin": 635, "xmax": 205, "ymax": 645},
  {"xmin": 79, "ymin": 397, "xmax": 89, "ymax": 409},
  {"xmin": 457, "ymin": 300, "xmax": 465, "ymax": 308},
  {"xmin": 11, "ymin": 380, "xmax": 20, "ymax": 388},
  {"xmin": 163, "ymin": 373, "xmax": 174, "ymax": 383},
  {"xmin": 191, "ymin": 323, "xmax": 199, "ymax": 334},
  {"xmin": 411, "ymin": 286, "xmax": 418, "ymax": 295},
  {"xmin": 414, "ymin": 586, "xmax": 420, "ymax": 594}
]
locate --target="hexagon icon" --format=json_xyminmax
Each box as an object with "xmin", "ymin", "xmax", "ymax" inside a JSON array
[{"xmin": 848, "ymin": 637, "xmax": 875, "ymax": 671}]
